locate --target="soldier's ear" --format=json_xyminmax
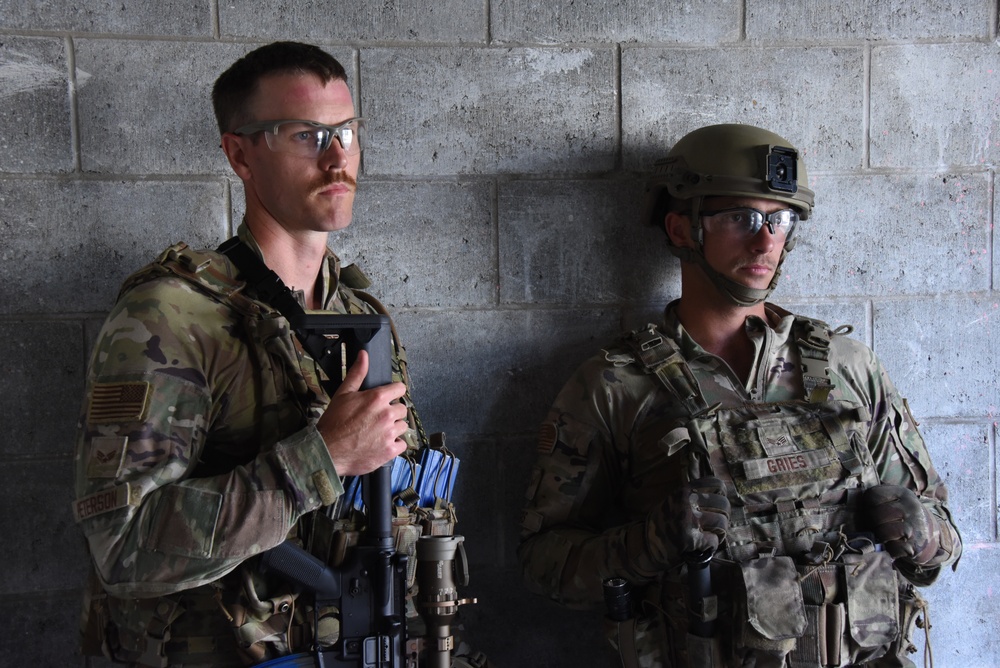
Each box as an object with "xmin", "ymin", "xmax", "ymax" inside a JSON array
[
  {"xmin": 665, "ymin": 212, "xmax": 695, "ymax": 249},
  {"xmin": 220, "ymin": 133, "xmax": 253, "ymax": 181}
]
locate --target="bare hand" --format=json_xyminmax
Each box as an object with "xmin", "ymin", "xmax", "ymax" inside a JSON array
[{"xmin": 315, "ymin": 350, "xmax": 409, "ymax": 476}]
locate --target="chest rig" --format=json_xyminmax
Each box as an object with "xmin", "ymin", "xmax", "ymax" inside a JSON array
[{"xmin": 619, "ymin": 319, "xmax": 915, "ymax": 668}]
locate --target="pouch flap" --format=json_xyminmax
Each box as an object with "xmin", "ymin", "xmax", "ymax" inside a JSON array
[{"xmin": 741, "ymin": 556, "xmax": 807, "ymax": 640}]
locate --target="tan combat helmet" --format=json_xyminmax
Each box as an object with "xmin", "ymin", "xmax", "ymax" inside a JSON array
[{"xmin": 643, "ymin": 123, "xmax": 815, "ymax": 306}]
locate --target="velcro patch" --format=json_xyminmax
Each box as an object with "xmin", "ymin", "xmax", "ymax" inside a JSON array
[
  {"xmin": 312, "ymin": 471, "xmax": 338, "ymax": 506},
  {"xmin": 537, "ymin": 422, "xmax": 558, "ymax": 455},
  {"xmin": 88, "ymin": 382, "xmax": 151, "ymax": 424},
  {"xmin": 87, "ymin": 436, "xmax": 128, "ymax": 479},
  {"xmin": 73, "ymin": 483, "xmax": 141, "ymax": 523}
]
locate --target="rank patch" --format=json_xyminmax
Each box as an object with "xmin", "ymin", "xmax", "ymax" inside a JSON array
[
  {"xmin": 88, "ymin": 382, "xmax": 150, "ymax": 424},
  {"xmin": 87, "ymin": 436, "xmax": 128, "ymax": 479}
]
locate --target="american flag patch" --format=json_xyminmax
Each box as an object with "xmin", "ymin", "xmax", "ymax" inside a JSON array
[{"xmin": 88, "ymin": 382, "xmax": 150, "ymax": 424}]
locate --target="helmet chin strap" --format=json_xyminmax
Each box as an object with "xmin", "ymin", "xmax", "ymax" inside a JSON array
[{"xmin": 669, "ymin": 196, "xmax": 787, "ymax": 307}]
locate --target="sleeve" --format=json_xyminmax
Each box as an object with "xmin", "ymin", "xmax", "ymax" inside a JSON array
[
  {"xmin": 833, "ymin": 339, "xmax": 963, "ymax": 585},
  {"xmin": 517, "ymin": 356, "xmax": 679, "ymax": 608},
  {"xmin": 73, "ymin": 277, "xmax": 344, "ymax": 599}
]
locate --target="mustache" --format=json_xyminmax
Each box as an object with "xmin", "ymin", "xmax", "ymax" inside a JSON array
[{"xmin": 312, "ymin": 172, "xmax": 357, "ymax": 192}]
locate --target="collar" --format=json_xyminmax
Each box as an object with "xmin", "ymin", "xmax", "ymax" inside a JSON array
[
  {"xmin": 661, "ymin": 300, "xmax": 799, "ymax": 355},
  {"xmin": 235, "ymin": 221, "xmax": 344, "ymax": 310}
]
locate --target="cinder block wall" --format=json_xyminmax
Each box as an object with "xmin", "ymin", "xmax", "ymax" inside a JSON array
[{"xmin": 1, "ymin": 2, "xmax": 997, "ymax": 666}]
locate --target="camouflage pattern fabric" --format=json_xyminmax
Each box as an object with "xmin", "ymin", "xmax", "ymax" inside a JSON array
[
  {"xmin": 73, "ymin": 223, "xmax": 422, "ymax": 665},
  {"xmin": 518, "ymin": 301, "xmax": 961, "ymax": 667}
]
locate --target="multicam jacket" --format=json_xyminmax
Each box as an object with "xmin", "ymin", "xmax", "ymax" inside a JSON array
[
  {"xmin": 518, "ymin": 301, "xmax": 961, "ymax": 667},
  {"xmin": 73, "ymin": 224, "xmax": 420, "ymax": 665}
]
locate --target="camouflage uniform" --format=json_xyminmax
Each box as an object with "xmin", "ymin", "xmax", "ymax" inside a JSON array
[
  {"xmin": 519, "ymin": 301, "xmax": 961, "ymax": 668},
  {"xmin": 74, "ymin": 224, "xmax": 424, "ymax": 666}
]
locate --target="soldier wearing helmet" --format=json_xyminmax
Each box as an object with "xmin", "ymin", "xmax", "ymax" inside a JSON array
[{"xmin": 519, "ymin": 124, "xmax": 961, "ymax": 667}]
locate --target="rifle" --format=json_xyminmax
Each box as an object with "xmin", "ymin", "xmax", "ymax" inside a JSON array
[{"xmin": 258, "ymin": 315, "xmax": 475, "ymax": 667}]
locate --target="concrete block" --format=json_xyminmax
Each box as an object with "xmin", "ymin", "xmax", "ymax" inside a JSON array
[
  {"xmin": 919, "ymin": 423, "xmax": 993, "ymax": 544},
  {"xmin": 392, "ymin": 307, "xmax": 621, "ymax": 437},
  {"xmin": 0, "ymin": 320, "xmax": 85, "ymax": 458},
  {"xmin": 0, "ymin": 458, "xmax": 86, "ymax": 593},
  {"xmin": 872, "ymin": 43, "xmax": 1000, "ymax": 169},
  {"xmin": 780, "ymin": 172, "xmax": 991, "ymax": 298},
  {"xmin": 492, "ymin": 0, "xmax": 739, "ymax": 44},
  {"xmin": 75, "ymin": 40, "xmax": 357, "ymax": 175},
  {"xmin": 0, "ymin": 592, "xmax": 84, "ymax": 665},
  {"xmin": 911, "ymin": 545, "xmax": 1000, "ymax": 666},
  {"xmin": 220, "ymin": 0, "xmax": 483, "ymax": 42},
  {"xmin": 0, "ymin": 37, "xmax": 73, "ymax": 173},
  {"xmin": 498, "ymin": 178, "xmax": 677, "ymax": 305},
  {"xmin": 360, "ymin": 47, "xmax": 616, "ymax": 175},
  {"xmin": 444, "ymin": 436, "xmax": 500, "ymax": 567},
  {"xmin": 622, "ymin": 299, "xmax": 679, "ymax": 333},
  {"xmin": 0, "ymin": 0, "xmax": 212, "ymax": 34},
  {"xmin": 872, "ymin": 297, "xmax": 1000, "ymax": 420},
  {"xmin": 622, "ymin": 47, "xmax": 864, "ymax": 172},
  {"xmin": 334, "ymin": 180, "xmax": 495, "ymax": 308},
  {"xmin": 747, "ymin": 0, "xmax": 992, "ymax": 40},
  {"xmin": 0, "ymin": 178, "xmax": 228, "ymax": 314}
]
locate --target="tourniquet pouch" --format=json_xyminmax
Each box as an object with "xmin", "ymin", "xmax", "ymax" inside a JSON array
[{"xmin": 842, "ymin": 550, "xmax": 899, "ymax": 664}]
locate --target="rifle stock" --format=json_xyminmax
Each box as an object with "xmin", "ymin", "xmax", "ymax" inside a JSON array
[{"xmin": 261, "ymin": 315, "xmax": 407, "ymax": 667}]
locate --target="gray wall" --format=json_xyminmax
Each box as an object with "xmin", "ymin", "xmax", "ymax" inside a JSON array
[{"xmin": 1, "ymin": 1, "xmax": 998, "ymax": 666}]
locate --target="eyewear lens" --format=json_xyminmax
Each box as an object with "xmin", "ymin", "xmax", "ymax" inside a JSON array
[
  {"xmin": 702, "ymin": 207, "xmax": 798, "ymax": 241},
  {"xmin": 234, "ymin": 118, "xmax": 365, "ymax": 158}
]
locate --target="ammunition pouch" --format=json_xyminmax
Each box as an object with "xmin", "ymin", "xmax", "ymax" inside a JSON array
[{"xmin": 626, "ymin": 548, "xmax": 923, "ymax": 668}]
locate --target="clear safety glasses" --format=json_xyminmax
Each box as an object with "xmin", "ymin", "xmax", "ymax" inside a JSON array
[
  {"xmin": 233, "ymin": 117, "xmax": 366, "ymax": 158},
  {"xmin": 700, "ymin": 207, "xmax": 799, "ymax": 242}
]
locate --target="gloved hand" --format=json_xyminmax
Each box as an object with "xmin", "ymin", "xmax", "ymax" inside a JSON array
[
  {"xmin": 863, "ymin": 484, "xmax": 943, "ymax": 565},
  {"xmin": 653, "ymin": 477, "xmax": 731, "ymax": 561}
]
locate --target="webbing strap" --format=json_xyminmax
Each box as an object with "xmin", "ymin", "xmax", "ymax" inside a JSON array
[
  {"xmin": 218, "ymin": 237, "xmax": 306, "ymax": 318},
  {"xmin": 625, "ymin": 325, "xmax": 712, "ymax": 417},
  {"xmin": 794, "ymin": 316, "xmax": 835, "ymax": 403},
  {"xmin": 218, "ymin": 238, "xmax": 351, "ymax": 396}
]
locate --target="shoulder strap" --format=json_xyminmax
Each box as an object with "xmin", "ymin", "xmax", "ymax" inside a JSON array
[
  {"xmin": 217, "ymin": 237, "xmax": 306, "ymax": 318},
  {"xmin": 792, "ymin": 315, "xmax": 837, "ymax": 403},
  {"xmin": 218, "ymin": 238, "xmax": 352, "ymax": 396},
  {"xmin": 622, "ymin": 324, "xmax": 713, "ymax": 418}
]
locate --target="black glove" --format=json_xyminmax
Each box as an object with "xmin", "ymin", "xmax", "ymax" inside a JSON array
[
  {"xmin": 654, "ymin": 477, "xmax": 731, "ymax": 561},
  {"xmin": 863, "ymin": 484, "xmax": 943, "ymax": 565}
]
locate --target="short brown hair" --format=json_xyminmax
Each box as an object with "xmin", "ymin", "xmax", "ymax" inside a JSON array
[{"xmin": 211, "ymin": 41, "xmax": 348, "ymax": 135}]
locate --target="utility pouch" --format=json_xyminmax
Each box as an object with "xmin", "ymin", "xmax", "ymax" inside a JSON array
[{"xmin": 739, "ymin": 556, "xmax": 806, "ymax": 653}]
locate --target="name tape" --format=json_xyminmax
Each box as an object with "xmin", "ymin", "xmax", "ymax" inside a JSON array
[{"xmin": 73, "ymin": 483, "xmax": 140, "ymax": 523}]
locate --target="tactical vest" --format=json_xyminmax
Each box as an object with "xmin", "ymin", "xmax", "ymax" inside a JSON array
[
  {"xmin": 80, "ymin": 242, "xmax": 461, "ymax": 667},
  {"xmin": 610, "ymin": 319, "xmax": 927, "ymax": 668}
]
